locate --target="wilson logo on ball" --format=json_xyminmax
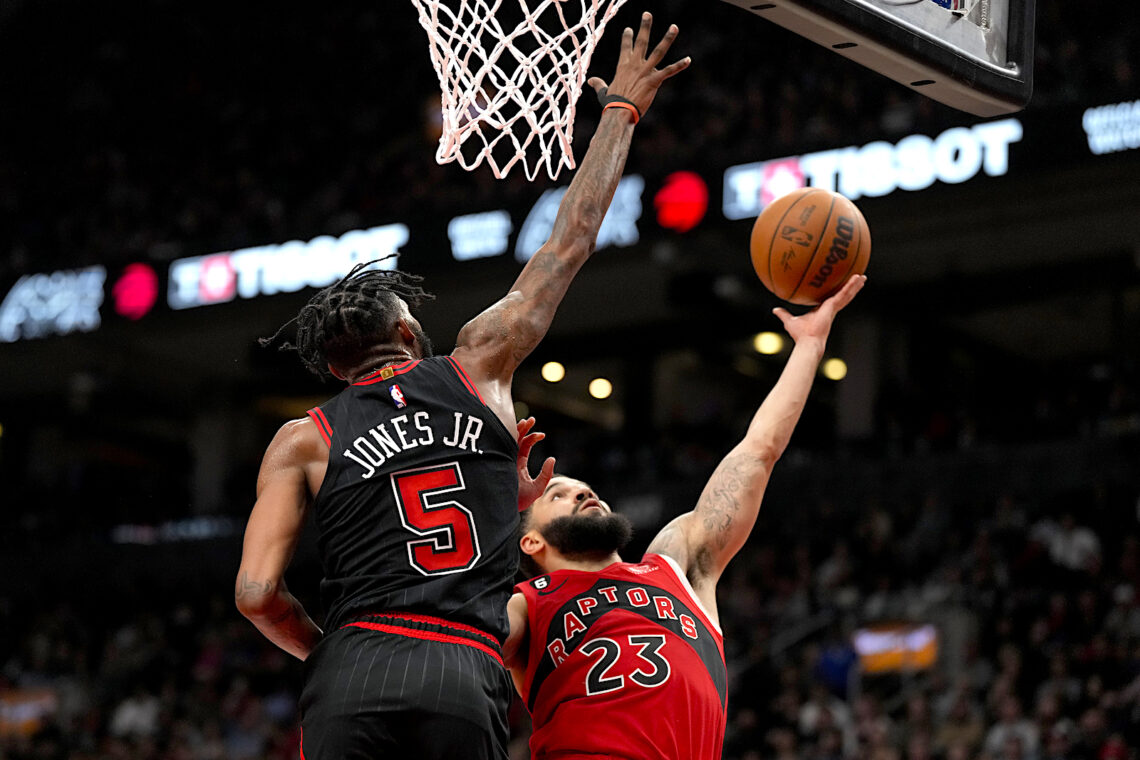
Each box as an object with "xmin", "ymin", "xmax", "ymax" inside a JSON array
[{"xmin": 808, "ymin": 217, "xmax": 856, "ymax": 290}]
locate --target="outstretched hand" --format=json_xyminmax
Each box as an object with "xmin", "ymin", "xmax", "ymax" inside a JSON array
[
  {"xmin": 587, "ymin": 12, "xmax": 690, "ymax": 119},
  {"xmin": 516, "ymin": 417, "xmax": 556, "ymax": 513},
  {"xmin": 773, "ymin": 274, "xmax": 866, "ymax": 344}
]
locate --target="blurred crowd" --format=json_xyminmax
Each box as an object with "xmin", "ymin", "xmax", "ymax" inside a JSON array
[
  {"xmin": 1, "ymin": 0, "xmax": 1137, "ymax": 280},
  {"xmin": 2, "ymin": 426, "xmax": 1137, "ymax": 759}
]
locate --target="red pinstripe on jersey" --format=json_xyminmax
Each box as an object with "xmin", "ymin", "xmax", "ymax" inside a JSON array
[
  {"xmin": 307, "ymin": 407, "xmax": 333, "ymax": 447},
  {"xmin": 344, "ymin": 617, "xmax": 504, "ymax": 666},
  {"xmin": 444, "ymin": 357, "xmax": 485, "ymax": 404}
]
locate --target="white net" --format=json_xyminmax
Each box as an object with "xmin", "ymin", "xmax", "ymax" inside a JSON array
[{"xmin": 410, "ymin": 0, "xmax": 631, "ymax": 181}]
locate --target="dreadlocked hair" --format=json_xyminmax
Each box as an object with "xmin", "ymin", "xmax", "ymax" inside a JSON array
[{"xmin": 259, "ymin": 256, "xmax": 435, "ymax": 380}]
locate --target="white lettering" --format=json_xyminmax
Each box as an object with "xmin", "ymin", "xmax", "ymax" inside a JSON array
[
  {"xmin": 723, "ymin": 118, "xmax": 1021, "ymax": 210},
  {"xmin": 414, "ymin": 411, "xmax": 434, "ymax": 446},
  {"xmin": 457, "ymin": 416, "xmax": 483, "ymax": 452},
  {"xmin": 390, "ymin": 415, "xmax": 416, "ymax": 450},
  {"xmin": 345, "ymin": 445, "xmax": 380, "ymax": 479},
  {"xmin": 0, "ymin": 266, "xmax": 106, "ymax": 343},
  {"xmin": 932, "ymin": 127, "xmax": 983, "ymax": 185},
  {"xmin": 448, "ymin": 211, "xmax": 512, "ymax": 261},
  {"xmin": 974, "ymin": 119, "xmax": 1023, "ymax": 175},
  {"xmin": 167, "ymin": 224, "xmax": 409, "ymax": 309},
  {"xmin": 369, "ymin": 424, "xmax": 402, "ymax": 458},
  {"xmin": 894, "ymin": 134, "xmax": 937, "ymax": 191},
  {"xmin": 442, "ymin": 412, "xmax": 463, "ymax": 448},
  {"xmin": 722, "ymin": 161, "xmax": 766, "ymax": 221},
  {"xmin": 799, "ymin": 150, "xmax": 841, "ymax": 196},
  {"xmin": 516, "ymin": 176, "xmax": 643, "ymax": 262},
  {"xmin": 1082, "ymin": 99, "xmax": 1140, "ymax": 155}
]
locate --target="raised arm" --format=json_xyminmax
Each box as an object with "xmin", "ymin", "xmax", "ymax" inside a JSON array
[
  {"xmin": 235, "ymin": 418, "xmax": 326, "ymax": 660},
  {"xmin": 452, "ymin": 13, "xmax": 689, "ymax": 429},
  {"xmin": 646, "ymin": 275, "xmax": 866, "ymax": 620}
]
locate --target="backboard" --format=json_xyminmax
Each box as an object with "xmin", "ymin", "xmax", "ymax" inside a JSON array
[{"xmin": 719, "ymin": 0, "xmax": 1034, "ymax": 116}]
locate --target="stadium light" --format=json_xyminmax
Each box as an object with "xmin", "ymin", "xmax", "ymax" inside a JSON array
[{"xmin": 588, "ymin": 378, "xmax": 613, "ymax": 399}]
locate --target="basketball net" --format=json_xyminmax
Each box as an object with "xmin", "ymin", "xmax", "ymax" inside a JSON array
[{"xmin": 410, "ymin": 0, "xmax": 631, "ymax": 181}]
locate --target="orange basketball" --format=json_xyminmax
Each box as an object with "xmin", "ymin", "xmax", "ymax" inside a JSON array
[{"xmin": 750, "ymin": 188, "xmax": 870, "ymax": 305}]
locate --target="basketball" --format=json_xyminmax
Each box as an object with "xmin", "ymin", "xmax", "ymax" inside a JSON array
[{"xmin": 750, "ymin": 188, "xmax": 870, "ymax": 305}]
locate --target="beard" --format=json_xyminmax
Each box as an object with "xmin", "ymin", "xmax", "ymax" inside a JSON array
[{"xmin": 541, "ymin": 511, "xmax": 633, "ymax": 560}]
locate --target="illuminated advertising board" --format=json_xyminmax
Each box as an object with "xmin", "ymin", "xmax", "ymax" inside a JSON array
[
  {"xmin": 0, "ymin": 266, "xmax": 106, "ymax": 343},
  {"xmin": 724, "ymin": 118, "xmax": 1023, "ymax": 219},
  {"xmin": 168, "ymin": 224, "xmax": 409, "ymax": 309}
]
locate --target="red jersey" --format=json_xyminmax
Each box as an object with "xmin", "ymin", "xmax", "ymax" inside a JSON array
[{"xmin": 515, "ymin": 554, "xmax": 727, "ymax": 760}]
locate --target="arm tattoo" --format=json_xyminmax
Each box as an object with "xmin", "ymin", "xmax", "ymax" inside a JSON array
[
  {"xmin": 235, "ymin": 572, "xmax": 272, "ymax": 600},
  {"xmin": 697, "ymin": 452, "xmax": 762, "ymax": 550},
  {"xmin": 648, "ymin": 524, "xmax": 686, "ymax": 560}
]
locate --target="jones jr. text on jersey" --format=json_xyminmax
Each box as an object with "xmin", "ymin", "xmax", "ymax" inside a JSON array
[{"xmin": 343, "ymin": 411, "xmax": 485, "ymax": 479}]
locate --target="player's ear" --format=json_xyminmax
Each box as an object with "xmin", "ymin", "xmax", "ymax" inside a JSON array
[
  {"xmin": 395, "ymin": 318, "xmax": 417, "ymax": 346},
  {"xmin": 520, "ymin": 530, "xmax": 544, "ymax": 558}
]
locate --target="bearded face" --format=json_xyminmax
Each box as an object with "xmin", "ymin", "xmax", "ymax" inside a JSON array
[{"xmin": 539, "ymin": 509, "xmax": 633, "ymax": 560}]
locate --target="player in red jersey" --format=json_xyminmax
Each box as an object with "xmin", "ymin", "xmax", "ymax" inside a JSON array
[
  {"xmin": 504, "ymin": 274, "xmax": 866, "ymax": 760},
  {"xmin": 235, "ymin": 14, "xmax": 690, "ymax": 760}
]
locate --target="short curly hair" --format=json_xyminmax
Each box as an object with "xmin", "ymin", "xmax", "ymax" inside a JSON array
[{"xmin": 261, "ymin": 256, "xmax": 435, "ymax": 380}]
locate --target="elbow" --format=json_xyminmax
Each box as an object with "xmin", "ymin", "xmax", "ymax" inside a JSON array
[
  {"xmin": 744, "ymin": 440, "xmax": 784, "ymax": 469},
  {"xmin": 234, "ymin": 592, "xmax": 262, "ymax": 621},
  {"xmin": 235, "ymin": 575, "xmax": 280, "ymax": 621}
]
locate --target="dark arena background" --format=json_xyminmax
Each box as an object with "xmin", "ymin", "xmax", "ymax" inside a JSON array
[{"xmin": 1, "ymin": 0, "xmax": 1139, "ymax": 757}]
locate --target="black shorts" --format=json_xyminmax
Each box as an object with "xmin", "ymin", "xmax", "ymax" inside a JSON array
[{"xmin": 299, "ymin": 614, "xmax": 512, "ymax": 760}]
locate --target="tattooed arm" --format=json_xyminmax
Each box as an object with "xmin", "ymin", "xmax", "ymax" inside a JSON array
[
  {"xmin": 235, "ymin": 419, "xmax": 326, "ymax": 660},
  {"xmin": 452, "ymin": 13, "xmax": 689, "ymax": 433},
  {"xmin": 646, "ymin": 276, "xmax": 866, "ymax": 623}
]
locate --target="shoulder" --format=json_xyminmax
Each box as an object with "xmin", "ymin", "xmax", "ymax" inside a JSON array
[{"xmin": 264, "ymin": 417, "xmax": 328, "ymax": 465}]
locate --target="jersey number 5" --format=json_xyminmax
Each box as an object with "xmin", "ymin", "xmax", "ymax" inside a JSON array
[
  {"xmin": 580, "ymin": 634, "xmax": 671, "ymax": 695},
  {"xmin": 391, "ymin": 463, "xmax": 481, "ymax": 575}
]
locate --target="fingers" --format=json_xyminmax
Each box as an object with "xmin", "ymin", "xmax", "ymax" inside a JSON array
[
  {"xmin": 517, "ymin": 431, "xmax": 545, "ymax": 461},
  {"xmin": 539, "ymin": 456, "xmax": 556, "ymax": 485},
  {"xmin": 633, "ymin": 12, "xmax": 652, "ymax": 57},
  {"xmin": 516, "ymin": 417, "xmax": 535, "ymax": 438},
  {"xmin": 772, "ymin": 307, "xmax": 794, "ymax": 329},
  {"xmin": 825, "ymin": 274, "xmax": 867, "ymax": 312},
  {"xmin": 621, "ymin": 25, "xmax": 634, "ymax": 55},
  {"xmin": 587, "ymin": 76, "xmax": 607, "ymax": 96},
  {"xmin": 646, "ymin": 23, "xmax": 678, "ymax": 68},
  {"xmin": 657, "ymin": 55, "xmax": 691, "ymax": 81}
]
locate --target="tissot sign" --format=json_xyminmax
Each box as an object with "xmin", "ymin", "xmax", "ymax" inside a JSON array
[
  {"xmin": 1, "ymin": 104, "xmax": 1134, "ymax": 339},
  {"xmin": 723, "ymin": 119, "xmax": 1023, "ymax": 220},
  {"xmin": 167, "ymin": 224, "xmax": 410, "ymax": 309}
]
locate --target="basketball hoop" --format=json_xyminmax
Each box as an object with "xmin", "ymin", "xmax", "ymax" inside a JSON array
[{"xmin": 410, "ymin": 0, "xmax": 631, "ymax": 181}]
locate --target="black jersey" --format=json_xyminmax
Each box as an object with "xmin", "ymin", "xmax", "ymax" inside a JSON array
[{"xmin": 306, "ymin": 356, "xmax": 519, "ymax": 642}]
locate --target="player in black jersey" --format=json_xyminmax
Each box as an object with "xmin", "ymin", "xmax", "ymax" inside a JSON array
[{"xmin": 234, "ymin": 14, "xmax": 689, "ymax": 760}]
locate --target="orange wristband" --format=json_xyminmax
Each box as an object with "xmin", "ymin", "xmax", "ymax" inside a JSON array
[{"xmin": 602, "ymin": 101, "xmax": 640, "ymax": 124}]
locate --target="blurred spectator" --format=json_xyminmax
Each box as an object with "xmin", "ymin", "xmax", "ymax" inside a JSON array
[{"xmin": 983, "ymin": 696, "xmax": 1040, "ymax": 759}]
